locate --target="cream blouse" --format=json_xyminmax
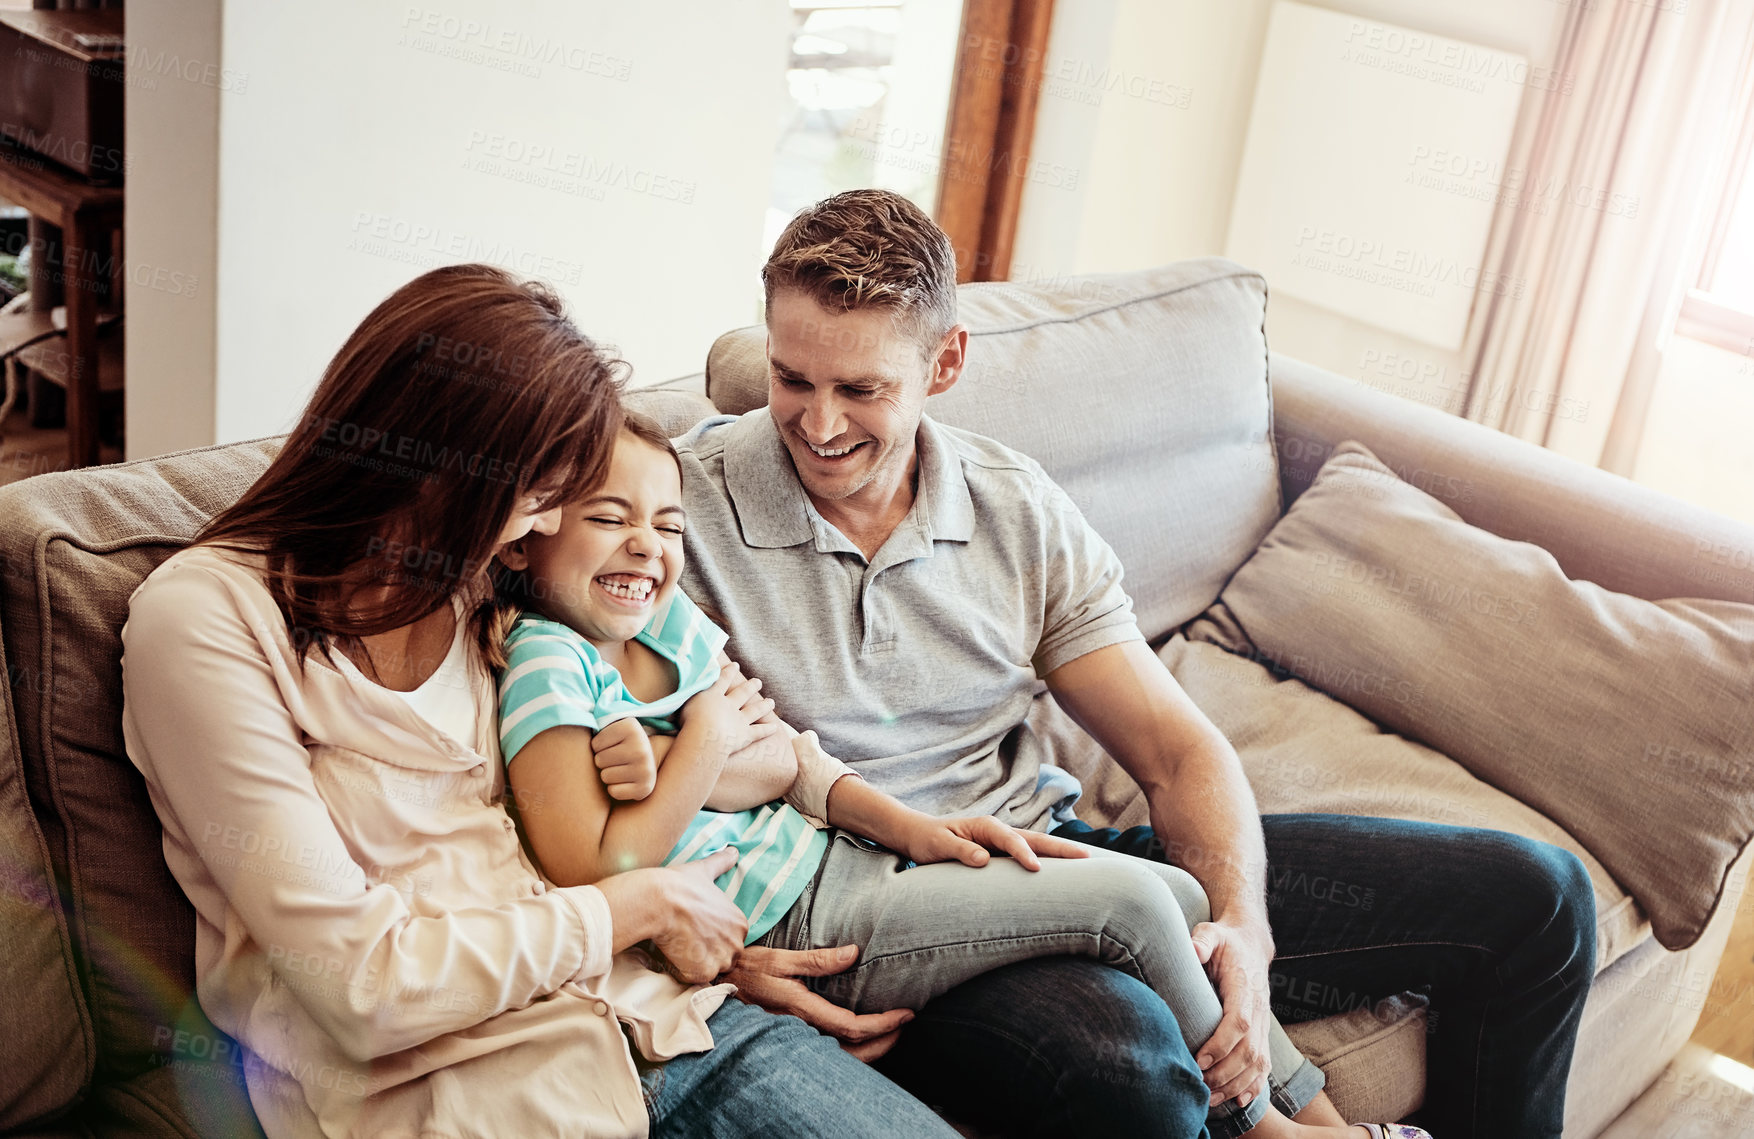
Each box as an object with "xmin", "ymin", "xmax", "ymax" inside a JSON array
[{"xmin": 120, "ymin": 546, "xmax": 732, "ymax": 1139}]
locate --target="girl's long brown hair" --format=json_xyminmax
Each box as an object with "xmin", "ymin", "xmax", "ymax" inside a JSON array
[{"xmin": 199, "ymin": 263, "xmax": 625, "ymax": 671}]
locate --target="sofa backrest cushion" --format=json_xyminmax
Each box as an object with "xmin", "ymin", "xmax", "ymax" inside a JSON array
[
  {"xmin": 624, "ymin": 385, "xmax": 719, "ymax": 438},
  {"xmin": 1215, "ymin": 441, "xmax": 1754, "ymax": 950},
  {"xmin": 705, "ymin": 258, "xmax": 1283, "ymax": 642},
  {"xmin": 0, "ymin": 437, "xmax": 280, "ymax": 1118},
  {"xmin": 0, "ymin": 616, "xmax": 90, "ymax": 1127}
]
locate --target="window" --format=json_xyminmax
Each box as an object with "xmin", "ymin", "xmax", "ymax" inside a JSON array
[
  {"xmin": 1675, "ymin": 32, "xmax": 1754, "ymax": 356},
  {"xmin": 764, "ymin": 1, "xmax": 965, "ymax": 260},
  {"xmin": 763, "ymin": 0, "xmax": 1057, "ymax": 285}
]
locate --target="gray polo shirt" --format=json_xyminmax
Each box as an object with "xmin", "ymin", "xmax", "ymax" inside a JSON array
[{"xmin": 675, "ymin": 409, "xmax": 1144, "ymax": 831}]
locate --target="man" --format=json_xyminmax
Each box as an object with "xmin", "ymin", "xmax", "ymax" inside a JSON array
[{"xmin": 676, "ymin": 189, "xmax": 1594, "ymax": 1139}]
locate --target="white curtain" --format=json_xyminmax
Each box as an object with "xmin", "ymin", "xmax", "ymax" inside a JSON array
[{"xmin": 1458, "ymin": 0, "xmax": 1754, "ymax": 469}]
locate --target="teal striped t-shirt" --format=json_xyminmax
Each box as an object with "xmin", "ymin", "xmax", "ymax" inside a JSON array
[{"xmin": 496, "ymin": 591, "xmax": 826, "ymax": 943}]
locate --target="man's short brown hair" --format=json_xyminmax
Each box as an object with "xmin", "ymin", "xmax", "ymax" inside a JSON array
[{"xmin": 762, "ymin": 188, "xmax": 958, "ymax": 349}]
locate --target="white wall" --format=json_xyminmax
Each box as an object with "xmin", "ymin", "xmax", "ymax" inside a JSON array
[
  {"xmin": 128, "ymin": 1, "xmax": 792, "ymax": 457},
  {"xmin": 124, "ymin": 0, "xmax": 225, "ymax": 456},
  {"xmin": 1013, "ymin": 0, "xmax": 1568, "ymax": 397}
]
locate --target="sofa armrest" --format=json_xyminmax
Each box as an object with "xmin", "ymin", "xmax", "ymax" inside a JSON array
[{"xmin": 1269, "ymin": 352, "xmax": 1754, "ymax": 606}]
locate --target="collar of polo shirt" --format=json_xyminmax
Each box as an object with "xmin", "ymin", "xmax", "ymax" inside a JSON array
[{"xmin": 723, "ymin": 410, "xmax": 976, "ymax": 553}]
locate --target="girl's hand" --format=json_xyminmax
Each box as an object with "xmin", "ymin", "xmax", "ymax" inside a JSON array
[
  {"xmin": 591, "ymin": 717, "xmax": 658, "ymax": 801},
  {"xmin": 894, "ymin": 815, "xmax": 1095, "ymax": 871},
  {"xmin": 715, "ymin": 660, "xmax": 777, "ymax": 725},
  {"xmin": 679, "ymin": 689, "xmax": 757, "ymax": 757}
]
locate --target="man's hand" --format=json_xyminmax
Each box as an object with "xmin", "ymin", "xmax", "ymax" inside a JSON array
[
  {"xmin": 896, "ymin": 815, "xmax": 1094, "ymax": 871},
  {"xmin": 721, "ymin": 944, "xmax": 914, "ymax": 1061},
  {"xmin": 591, "ymin": 717, "xmax": 658, "ymax": 801},
  {"xmin": 1190, "ymin": 919, "xmax": 1275, "ymax": 1108}
]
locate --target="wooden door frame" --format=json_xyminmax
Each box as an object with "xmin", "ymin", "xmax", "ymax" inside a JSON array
[{"xmin": 935, "ymin": 0, "xmax": 1056, "ymax": 283}]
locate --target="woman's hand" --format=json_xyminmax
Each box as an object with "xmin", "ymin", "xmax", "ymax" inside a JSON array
[
  {"xmin": 893, "ymin": 814, "xmax": 1095, "ymax": 871},
  {"xmin": 591, "ymin": 717, "xmax": 658, "ymax": 801},
  {"xmin": 596, "ymin": 846, "xmax": 748, "ymax": 982}
]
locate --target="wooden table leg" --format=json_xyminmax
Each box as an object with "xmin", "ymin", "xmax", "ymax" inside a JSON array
[{"xmin": 61, "ymin": 220, "xmax": 100, "ymax": 468}]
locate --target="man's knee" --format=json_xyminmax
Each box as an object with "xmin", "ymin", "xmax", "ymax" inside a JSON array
[
  {"xmin": 883, "ymin": 958, "xmax": 1208, "ymax": 1138},
  {"xmin": 1485, "ymin": 831, "xmax": 1598, "ymax": 978},
  {"xmin": 1042, "ymin": 964, "xmax": 1210, "ymax": 1136}
]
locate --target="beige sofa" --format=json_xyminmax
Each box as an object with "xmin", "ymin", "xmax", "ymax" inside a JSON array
[{"xmin": 3, "ymin": 259, "xmax": 1752, "ymax": 1136}]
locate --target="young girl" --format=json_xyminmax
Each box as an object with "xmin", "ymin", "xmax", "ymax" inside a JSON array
[{"xmin": 495, "ymin": 413, "xmax": 1431, "ymax": 1139}]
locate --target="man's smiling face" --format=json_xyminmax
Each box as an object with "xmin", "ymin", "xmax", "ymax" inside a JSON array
[{"xmin": 765, "ymin": 288, "xmax": 958, "ymax": 510}]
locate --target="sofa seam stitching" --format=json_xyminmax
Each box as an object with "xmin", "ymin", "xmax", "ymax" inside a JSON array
[
  {"xmin": 0, "ymin": 594, "xmax": 98, "ymax": 1121},
  {"xmin": 957, "ymin": 268, "xmax": 1267, "ymax": 338}
]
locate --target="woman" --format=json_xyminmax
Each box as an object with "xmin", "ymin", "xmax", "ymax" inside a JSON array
[{"xmin": 120, "ymin": 264, "xmax": 962, "ymax": 1138}]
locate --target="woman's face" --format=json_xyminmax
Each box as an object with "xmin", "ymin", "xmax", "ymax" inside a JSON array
[{"xmin": 506, "ymin": 432, "xmax": 686, "ymax": 647}]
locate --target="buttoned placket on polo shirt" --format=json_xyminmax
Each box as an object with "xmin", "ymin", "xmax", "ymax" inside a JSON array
[
  {"xmin": 719, "ymin": 409, "xmax": 979, "ymax": 658},
  {"xmin": 804, "ymin": 490, "xmax": 944, "ymax": 660},
  {"xmin": 801, "ymin": 429, "xmax": 952, "ymax": 659}
]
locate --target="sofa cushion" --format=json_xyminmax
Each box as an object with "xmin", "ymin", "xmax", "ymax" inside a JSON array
[
  {"xmin": 705, "ymin": 259, "xmax": 1283, "ymax": 641},
  {"xmin": 1179, "ymin": 631, "xmax": 1646, "ymax": 970},
  {"xmin": 1030, "ymin": 632, "xmax": 1647, "ymax": 974},
  {"xmin": 0, "ymin": 437, "xmax": 281, "ymax": 1100},
  {"xmin": 1281, "ymin": 994, "xmax": 1428, "ymax": 1125},
  {"xmin": 0, "ymin": 618, "xmax": 91, "ymax": 1127},
  {"xmin": 1213, "ymin": 441, "xmax": 1754, "ymax": 950},
  {"xmin": 624, "ymin": 384, "xmax": 718, "ymax": 439}
]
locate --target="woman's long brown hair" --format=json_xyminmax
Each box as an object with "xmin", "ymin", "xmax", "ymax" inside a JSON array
[{"xmin": 199, "ymin": 263, "xmax": 625, "ymax": 671}]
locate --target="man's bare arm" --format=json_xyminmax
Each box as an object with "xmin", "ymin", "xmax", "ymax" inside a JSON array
[{"xmin": 1044, "ymin": 639, "xmax": 1275, "ymax": 1107}]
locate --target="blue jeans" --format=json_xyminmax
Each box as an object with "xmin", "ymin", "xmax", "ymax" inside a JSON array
[
  {"xmin": 643, "ymin": 997, "xmax": 961, "ymax": 1137},
  {"xmin": 760, "ymin": 830, "xmax": 1322, "ymax": 1138},
  {"xmin": 878, "ymin": 814, "xmax": 1595, "ymax": 1139}
]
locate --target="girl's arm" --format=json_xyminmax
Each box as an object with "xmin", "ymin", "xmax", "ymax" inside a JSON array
[
  {"xmin": 797, "ymin": 731, "xmax": 1094, "ymax": 870},
  {"xmin": 511, "ymin": 670, "xmax": 752, "ymax": 886}
]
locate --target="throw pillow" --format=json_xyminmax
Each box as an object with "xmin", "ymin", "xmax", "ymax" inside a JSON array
[{"xmin": 1214, "ymin": 441, "xmax": 1754, "ymax": 950}]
